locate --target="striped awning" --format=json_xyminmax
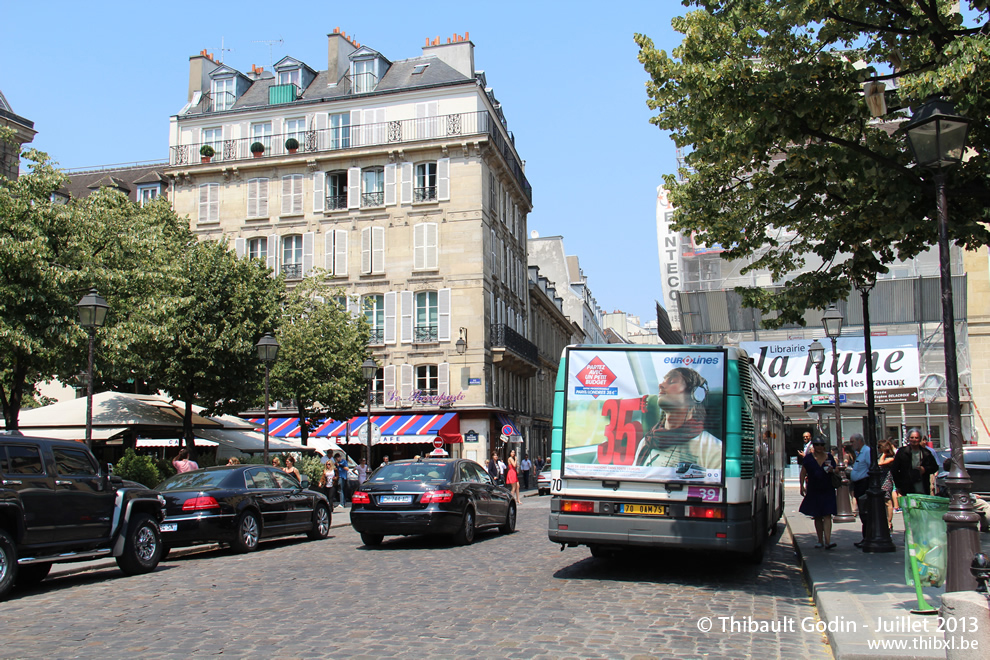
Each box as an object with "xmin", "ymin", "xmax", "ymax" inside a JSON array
[
  {"xmin": 496, "ymin": 413, "xmax": 521, "ymax": 438},
  {"xmin": 248, "ymin": 413, "xmax": 461, "ymax": 444}
]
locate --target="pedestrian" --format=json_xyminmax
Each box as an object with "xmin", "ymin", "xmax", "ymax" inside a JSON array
[
  {"xmin": 226, "ymin": 457, "xmax": 241, "ymax": 465},
  {"xmin": 892, "ymin": 428, "xmax": 938, "ymax": 498},
  {"xmin": 520, "ymin": 454, "xmax": 532, "ymax": 490},
  {"xmin": 357, "ymin": 457, "xmax": 369, "ymax": 485},
  {"xmin": 797, "ymin": 431, "xmax": 814, "ymax": 459},
  {"xmin": 272, "ymin": 456, "xmax": 282, "ymax": 470},
  {"xmin": 507, "ymin": 449, "xmax": 521, "ymax": 503},
  {"xmin": 534, "ymin": 456, "xmax": 544, "ymax": 474},
  {"xmin": 799, "ymin": 436, "xmax": 838, "ymax": 549},
  {"xmin": 497, "ymin": 455, "xmax": 507, "ymax": 485},
  {"xmin": 848, "ymin": 433, "xmax": 871, "ymax": 548},
  {"xmin": 322, "ymin": 460, "xmax": 338, "ymax": 505},
  {"xmin": 380, "ymin": 455, "xmax": 390, "ymax": 469},
  {"xmin": 283, "ymin": 455, "xmax": 301, "ymax": 481},
  {"xmin": 487, "ymin": 452, "xmax": 500, "ymax": 483},
  {"xmin": 172, "ymin": 448, "xmax": 199, "ymax": 474},
  {"xmin": 335, "ymin": 453, "xmax": 350, "ymax": 506}
]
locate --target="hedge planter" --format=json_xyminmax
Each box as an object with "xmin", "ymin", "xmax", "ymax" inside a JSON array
[
  {"xmin": 250, "ymin": 142, "xmax": 265, "ymax": 158},
  {"xmin": 285, "ymin": 137, "xmax": 299, "ymax": 154},
  {"xmin": 199, "ymin": 145, "xmax": 215, "ymax": 163}
]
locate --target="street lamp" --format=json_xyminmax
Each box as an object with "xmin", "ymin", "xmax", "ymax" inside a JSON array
[
  {"xmin": 455, "ymin": 327, "xmax": 467, "ymax": 355},
  {"xmin": 853, "ymin": 270, "xmax": 894, "ymax": 553},
  {"xmin": 808, "ymin": 338, "xmax": 825, "ymax": 445},
  {"xmin": 823, "ymin": 304, "xmax": 856, "ymax": 523},
  {"xmin": 256, "ymin": 332, "xmax": 279, "ymax": 464},
  {"xmin": 76, "ymin": 288, "xmax": 109, "ymax": 450},
  {"xmin": 362, "ymin": 358, "xmax": 377, "ymax": 462},
  {"xmin": 905, "ymin": 95, "xmax": 980, "ymax": 590}
]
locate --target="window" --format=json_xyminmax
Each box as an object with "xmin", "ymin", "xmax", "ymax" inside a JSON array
[
  {"xmin": 353, "ymin": 59, "xmax": 377, "ymax": 93},
  {"xmin": 247, "ymin": 178, "xmax": 269, "ymax": 218},
  {"xmin": 365, "ymin": 294, "xmax": 385, "ymax": 345},
  {"xmin": 248, "ymin": 237, "xmax": 267, "ymax": 261},
  {"xmin": 202, "ymin": 127, "xmax": 223, "ymax": 155},
  {"xmin": 361, "ymin": 167, "xmax": 384, "ymax": 207},
  {"xmin": 329, "ymin": 112, "xmax": 350, "ymax": 149},
  {"xmin": 411, "ymin": 63, "xmax": 430, "ymax": 75},
  {"xmin": 361, "ymin": 226, "xmax": 385, "ymax": 274},
  {"xmin": 415, "ymin": 162, "xmax": 437, "ymax": 202},
  {"xmin": 413, "ymin": 223, "xmax": 438, "ymax": 270},
  {"xmin": 415, "ymin": 291, "xmax": 438, "ymax": 343},
  {"xmin": 199, "ymin": 183, "xmax": 219, "ymax": 223},
  {"xmin": 326, "ymin": 171, "xmax": 347, "ymax": 210},
  {"xmin": 137, "ymin": 184, "xmax": 160, "ymax": 207},
  {"xmin": 282, "ymin": 235, "xmax": 303, "ymax": 278},
  {"xmin": 281, "ymin": 174, "xmax": 303, "ymax": 215},
  {"xmin": 53, "ymin": 448, "xmax": 97, "ymax": 476},
  {"xmin": 324, "ymin": 229, "xmax": 348, "ymax": 276},
  {"xmin": 416, "ymin": 365, "xmax": 439, "ymax": 396},
  {"xmin": 211, "ymin": 77, "xmax": 234, "ymax": 112},
  {"xmin": 285, "ymin": 117, "xmax": 305, "ymax": 146},
  {"xmin": 490, "ymin": 173, "xmax": 499, "ymax": 216},
  {"xmin": 278, "ymin": 68, "xmax": 301, "ymax": 88},
  {"xmin": 251, "ymin": 122, "xmax": 272, "ymax": 153},
  {"xmin": 372, "ymin": 367, "xmax": 385, "ymax": 404},
  {"xmin": 5, "ymin": 445, "xmax": 43, "ymax": 474}
]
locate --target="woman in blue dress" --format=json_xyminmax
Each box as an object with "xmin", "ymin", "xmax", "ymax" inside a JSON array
[{"xmin": 799, "ymin": 437, "xmax": 838, "ymax": 549}]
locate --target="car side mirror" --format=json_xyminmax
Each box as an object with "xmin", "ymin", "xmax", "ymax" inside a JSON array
[
  {"xmin": 109, "ymin": 474, "xmax": 124, "ymax": 488},
  {"xmin": 300, "ymin": 476, "xmax": 310, "ymax": 489}
]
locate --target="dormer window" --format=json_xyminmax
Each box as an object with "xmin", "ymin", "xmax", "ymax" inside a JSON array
[
  {"xmin": 278, "ymin": 68, "xmax": 301, "ymax": 88},
  {"xmin": 353, "ymin": 59, "xmax": 377, "ymax": 93},
  {"xmin": 211, "ymin": 77, "xmax": 235, "ymax": 112}
]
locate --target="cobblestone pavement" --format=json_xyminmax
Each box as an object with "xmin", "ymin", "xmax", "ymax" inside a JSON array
[{"xmin": 1, "ymin": 498, "xmax": 832, "ymax": 659}]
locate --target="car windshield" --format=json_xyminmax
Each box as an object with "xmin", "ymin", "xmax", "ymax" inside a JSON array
[
  {"xmin": 369, "ymin": 462, "xmax": 454, "ymax": 483},
  {"xmin": 158, "ymin": 470, "xmax": 230, "ymax": 491}
]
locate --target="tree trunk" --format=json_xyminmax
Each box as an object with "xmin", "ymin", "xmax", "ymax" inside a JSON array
[
  {"xmin": 1, "ymin": 363, "xmax": 27, "ymax": 431},
  {"xmin": 298, "ymin": 402, "xmax": 308, "ymax": 446}
]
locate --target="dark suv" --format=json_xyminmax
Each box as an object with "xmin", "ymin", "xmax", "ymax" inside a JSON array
[
  {"xmin": 935, "ymin": 447, "xmax": 990, "ymax": 498},
  {"xmin": 0, "ymin": 434, "xmax": 165, "ymax": 600}
]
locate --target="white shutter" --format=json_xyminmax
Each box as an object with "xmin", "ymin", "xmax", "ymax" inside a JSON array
[
  {"xmin": 437, "ymin": 158, "xmax": 450, "ymax": 201},
  {"xmin": 267, "ymin": 234, "xmax": 278, "ymax": 274},
  {"xmin": 302, "ymin": 232, "xmax": 315, "ymax": 277},
  {"xmin": 334, "ymin": 230, "xmax": 348, "ymax": 276},
  {"xmin": 361, "ymin": 227, "xmax": 371, "ymax": 274},
  {"xmin": 324, "ymin": 231, "xmax": 334, "ymax": 272},
  {"xmin": 257, "ymin": 178, "xmax": 268, "ymax": 217},
  {"xmin": 400, "ymin": 364, "xmax": 414, "ymax": 402},
  {"xmin": 198, "ymin": 184, "xmax": 209, "ymax": 222},
  {"xmin": 426, "ymin": 222, "xmax": 438, "ymax": 269},
  {"xmin": 280, "ymin": 175, "xmax": 302, "ymax": 215},
  {"xmin": 281, "ymin": 176, "xmax": 292, "ymax": 215},
  {"xmin": 347, "ymin": 294, "xmax": 361, "ymax": 317},
  {"xmin": 315, "ymin": 112, "xmax": 327, "ymax": 131},
  {"xmin": 234, "ymin": 238, "xmax": 246, "ymax": 258},
  {"xmin": 490, "ymin": 229, "xmax": 497, "ymax": 279},
  {"xmin": 438, "ymin": 288, "xmax": 451, "ymax": 342},
  {"xmin": 347, "ymin": 167, "xmax": 360, "ymax": 209},
  {"xmin": 400, "ymin": 162, "xmax": 413, "ymax": 204},
  {"xmin": 372, "ymin": 226, "xmax": 385, "ymax": 274},
  {"xmin": 500, "ymin": 238, "xmax": 505, "ymax": 280},
  {"xmin": 400, "ymin": 290, "xmax": 413, "ymax": 344},
  {"xmin": 247, "ymin": 179, "xmax": 258, "ymax": 218},
  {"xmin": 384, "ymin": 163, "xmax": 396, "ymax": 206},
  {"xmin": 384, "ymin": 291, "xmax": 397, "ymax": 345},
  {"xmin": 413, "ymin": 224, "xmax": 425, "ymax": 270},
  {"xmin": 384, "ymin": 364, "xmax": 396, "ymax": 408},
  {"xmin": 313, "ymin": 172, "xmax": 324, "ymax": 213},
  {"xmin": 439, "ymin": 362, "xmax": 449, "ymax": 396}
]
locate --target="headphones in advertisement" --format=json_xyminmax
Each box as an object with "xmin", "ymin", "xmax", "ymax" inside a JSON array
[{"xmin": 692, "ymin": 377, "xmax": 709, "ymax": 405}]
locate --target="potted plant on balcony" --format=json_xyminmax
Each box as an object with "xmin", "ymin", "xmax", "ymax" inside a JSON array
[
  {"xmin": 250, "ymin": 141, "xmax": 266, "ymax": 158},
  {"xmin": 284, "ymin": 137, "xmax": 299, "ymax": 154},
  {"xmin": 199, "ymin": 144, "xmax": 215, "ymax": 163}
]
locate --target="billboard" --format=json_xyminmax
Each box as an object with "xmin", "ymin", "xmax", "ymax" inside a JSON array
[{"xmin": 563, "ymin": 347, "xmax": 725, "ymax": 485}]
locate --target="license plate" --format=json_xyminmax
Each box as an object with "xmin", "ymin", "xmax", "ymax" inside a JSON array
[
  {"xmin": 160, "ymin": 523, "xmax": 177, "ymax": 532},
  {"xmin": 619, "ymin": 504, "xmax": 667, "ymax": 516},
  {"xmin": 378, "ymin": 495, "xmax": 412, "ymax": 504}
]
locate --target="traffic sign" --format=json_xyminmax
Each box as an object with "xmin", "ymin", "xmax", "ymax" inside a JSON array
[
  {"xmin": 501, "ymin": 424, "xmax": 515, "ymax": 436},
  {"xmin": 433, "ymin": 436, "xmax": 444, "ymax": 449}
]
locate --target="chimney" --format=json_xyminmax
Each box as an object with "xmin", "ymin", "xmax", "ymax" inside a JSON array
[
  {"xmin": 327, "ymin": 29, "xmax": 358, "ymax": 84},
  {"xmin": 188, "ymin": 51, "xmax": 218, "ymax": 103},
  {"xmin": 422, "ymin": 32, "xmax": 474, "ymax": 78}
]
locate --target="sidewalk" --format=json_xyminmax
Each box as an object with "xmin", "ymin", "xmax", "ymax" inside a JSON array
[{"xmin": 784, "ymin": 482, "xmax": 986, "ymax": 659}]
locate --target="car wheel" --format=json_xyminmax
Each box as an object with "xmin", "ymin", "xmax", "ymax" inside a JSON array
[
  {"xmin": 231, "ymin": 511, "xmax": 260, "ymax": 553},
  {"xmin": 499, "ymin": 502, "xmax": 517, "ymax": 534},
  {"xmin": 590, "ymin": 545, "xmax": 614, "ymax": 559},
  {"xmin": 115, "ymin": 513, "xmax": 162, "ymax": 575},
  {"xmin": 453, "ymin": 508, "xmax": 475, "ymax": 545},
  {"xmin": 15, "ymin": 562, "xmax": 52, "ymax": 587},
  {"xmin": 307, "ymin": 503, "xmax": 331, "ymax": 540},
  {"xmin": 360, "ymin": 532, "xmax": 384, "ymax": 547},
  {"xmin": 0, "ymin": 529, "xmax": 19, "ymax": 600}
]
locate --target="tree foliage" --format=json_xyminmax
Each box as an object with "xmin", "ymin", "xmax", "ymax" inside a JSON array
[
  {"xmin": 269, "ymin": 274, "xmax": 370, "ymax": 446},
  {"xmin": 637, "ymin": 0, "xmax": 990, "ymax": 325},
  {"xmin": 113, "ymin": 448, "xmax": 161, "ymax": 488}
]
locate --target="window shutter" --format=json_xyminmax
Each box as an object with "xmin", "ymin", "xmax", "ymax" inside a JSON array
[
  {"xmin": 439, "ymin": 362, "xmax": 449, "ymax": 396},
  {"xmin": 314, "ymin": 112, "xmax": 327, "ymax": 131},
  {"xmin": 334, "ymin": 229, "xmax": 348, "ymax": 276},
  {"xmin": 247, "ymin": 179, "xmax": 258, "ymax": 217},
  {"xmin": 400, "ymin": 364, "xmax": 414, "ymax": 402},
  {"xmin": 384, "ymin": 163, "xmax": 396, "ymax": 206},
  {"xmin": 313, "ymin": 172, "xmax": 324, "ymax": 213},
  {"xmin": 500, "ymin": 238, "xmax": 506, "ymax": 280},
  {"xmin": 426, "ymin": 222, "xmax": 438, "ymax": 269},
  {"xmin": 384, "ymin": 291, "xmax": 397, "ymax": 345},
  {"xmin": 347, "ymin": 294, "xmax": 361, "ymax": 317},
  {"xmin": 437, "ymin": 158, "xmax": 450, "ymax": 201},
  {"xmin": 361, "ymin": 227, "xmax": 372, "ymax": 274},
  {"xmin": 267, "ymin": 234, "xmax": 278, "ymax": 274},
  {"xmin": 372, "ymin": 226, "xmax": 385, "ymax": 274},
  {"xmin": 281, "ymin": 176, "xmax": 292, "ymax": 215},
  {"xmin": 400, "ymin": 290, "xmax": 413, "ymax": 343},
  {"xmin": 350, "ymin": 109, "xmax": 363, "ymax": 146},
  {"xmin": 198, "ymin": 184, "xmax": 209, "ymax": 222},
  {"xmin": 347, "ymin": 167, "xmax": 360, "ymax": 209},
  {"xmin": 258, "ymin": 178, "xmax": 269, "ymax": 217},
  {"xmin": 438, "ymin": 288, "xmax": 451, "ymax": 342},
  {"xmin": 384, "ymin": 365, "xmax": 396, "ymax": 408},
  {"xmin": 413, "ymin": 224, "xmax": 425, "ymax": 270},
  {"xmin": 324, "ymin": 231, "xmax": 334, "ymax": 272},
  {"xmin": 400, "ymin": 162, "xmax": 413, "ymax": 204},
  {"xmin": 302, "ymin": 232, "xmax": 315, "ymax": 276},
  {"xmin": 234, "ymin": 238, "xmax": 246, "ymax": 258},
  {"xmin": 491, "ymin": 229, "xmax": 497, "ymax": 279}
]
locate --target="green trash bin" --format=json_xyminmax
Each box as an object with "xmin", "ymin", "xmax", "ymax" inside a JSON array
[{"xmin": 901, "ymin": 494, "xmax": 949, "ymax": 613}]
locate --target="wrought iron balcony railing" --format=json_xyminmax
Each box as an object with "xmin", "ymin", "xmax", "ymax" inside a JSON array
[
  {"xmin": 413, "ymin": 325, "xmax": 438, "ymax": 343},
  {"xmin": 326, "ymin": 194, "xmax": 347, "ymax": 210},
  {"xmin": 414, "ymin": 186, "xmax": 437, "ymax": 202},
  {"xmin": 361, "ymin": 191, "xmax": 384, "ymax": 208},
  {"xmin": 490, "ymin": 323, "xmax": 538, "ymax": 364},
  {"xmin": 282, "ymin": 263, "xmax": 303, "ymax": 279},
  {"xmin": 368, "ymin": 328, "xmax": 385, "ymax": 345},
  {"xmin": 171, "ymin": 111, "xmax": 532, "ymax": 203}
]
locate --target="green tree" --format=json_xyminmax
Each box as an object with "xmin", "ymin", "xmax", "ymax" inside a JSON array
[
  {"xmin": 636, "ymin": 0, "xmax": 990, "ymax": 325},
  {"xmin": 113, "ymin": 448, "xmax": 161, "ymax": 488},
  {"xmin": 269, "ymin": 275, "xmax": 370, "ymax": 446}
]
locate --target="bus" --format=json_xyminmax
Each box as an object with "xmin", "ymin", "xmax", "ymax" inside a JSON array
[{"xmin": 546, "ymin": 344, "xmax": 785, "ymax": 562}]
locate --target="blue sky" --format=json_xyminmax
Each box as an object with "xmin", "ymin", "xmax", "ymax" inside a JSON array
[{"xmin": 3, "ymin": 1, "xmax": 686, "ymax": 323}]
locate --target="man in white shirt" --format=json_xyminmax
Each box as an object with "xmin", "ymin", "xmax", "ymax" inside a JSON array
[{"xmin": 520, "ymin": 455, "xmax": 532, "ymax": 489}]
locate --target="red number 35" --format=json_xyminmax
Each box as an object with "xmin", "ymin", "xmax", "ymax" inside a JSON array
[{"xmin": 597, "ymin": 398, "xmax": 643, "ymax": 465}]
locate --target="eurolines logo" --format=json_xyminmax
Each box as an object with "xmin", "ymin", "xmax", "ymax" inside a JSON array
[
  {"xmin": 663, "ymin": 355, "xmax": 720, "ymax": 366},
  {"xmin": 574, "ymin": 357, "xmax": 618, "ymax": 399}
]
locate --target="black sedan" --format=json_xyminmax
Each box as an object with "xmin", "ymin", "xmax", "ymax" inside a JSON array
[
  {"xmin": 350, "ymin": 458, "xmax": 516, "ymax": 546},
  {"xmin": 156, "ymin": 465, "xmax": 331, "ymax": 554}
]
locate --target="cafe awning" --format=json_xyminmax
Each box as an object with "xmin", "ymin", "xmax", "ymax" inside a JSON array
[{"xmin": 249, "ymin": 413, "xmax": 461, "ymax": 444}]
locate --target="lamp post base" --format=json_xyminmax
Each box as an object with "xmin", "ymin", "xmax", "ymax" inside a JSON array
[
  {"xmin": 833, "ymin": 468, "xmax": 857, "ymax": 523},
  {"xmin": 944, "ymin": 480, "xmax": 983, "ymax": 592},
  {"xmin": 862, "ymin": 486, "xmax": 896, "ymax": 553}
]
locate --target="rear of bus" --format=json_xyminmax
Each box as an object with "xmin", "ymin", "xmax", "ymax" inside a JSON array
[{"xmin": 546, "ymin": 345, "xmax": 778, "ymax": 560}]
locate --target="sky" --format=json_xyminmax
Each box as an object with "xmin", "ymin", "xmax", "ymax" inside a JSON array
[{"xmin": 3, "ymin": 1, "xmax": 687, "ymax": 323}]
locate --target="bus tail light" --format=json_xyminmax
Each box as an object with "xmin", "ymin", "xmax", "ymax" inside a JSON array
[
  {"xmin": 688, "ymin": 506, "xmax": 725, "ymax": 519},
  {"xmin": 561, "ymin": 500, "xmax": 595, "ymax": 513}
]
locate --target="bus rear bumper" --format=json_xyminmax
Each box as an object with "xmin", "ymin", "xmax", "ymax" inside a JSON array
[{"xmin": 547, "ymin": 512, "xmax": 756, "ymax": 552}]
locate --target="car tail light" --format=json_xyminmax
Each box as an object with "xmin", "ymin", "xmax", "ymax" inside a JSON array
[
  {"xmin": 561, "ymin": 500, "xmax": 594, "ymax": 513},
  {"xmin": 687, "ymin": 506, "xmax": 725, "ymax": 519},
  {"xmin": 420, "ymin": 489, "xmax": 454, "ymax": 504},
  {"xmin": 182, "ymin": 496, "xmax": 219, "ymax": 511},
  {"xmin": 351, "ymin": 491, "xmax": 370, "ymax": 504}
]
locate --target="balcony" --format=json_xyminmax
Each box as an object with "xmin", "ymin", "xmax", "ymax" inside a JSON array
[
  {"xmin": 361, "ymin": 191, "xmax": 384, "ymax": 208},
  {"xmin": 490, "ymin": 323, "xmax": 538, "ymax": 376},
  {"xmin": 414, "ymin": 186, "xmax": 437, "ymax": 203},
  {"xmin": 171, "ymin": 111, "xmax": 532, "ymax": 203},
  {"xmin": 282, "ymin": 263, "xmax": 303, "ymax": 279},
  {"xmin": 368, "ymin": 328, "xmax": 385, "ymax": 345},
  {"xmin": 413, "ymin": 325, "xmax": 438, "ymax": 344},
  {"xmin": 326, "ymin": 194, "xmax": 347, "ymax": 211},
  {"xmin": 269, "ymin": 84, "xmax": 298, "ymax": 105}
]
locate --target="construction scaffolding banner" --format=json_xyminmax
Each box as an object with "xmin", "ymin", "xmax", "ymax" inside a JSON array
[{"xmin": 740, "ymin": 335, "xmax": 920, "ymax": 404}]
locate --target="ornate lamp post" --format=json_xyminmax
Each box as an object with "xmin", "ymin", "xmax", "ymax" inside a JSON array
[
  {"xmin": 76, "ymin": 289, "xmax": 109, "ymax": 450},
  {"xmin": 256, "ymin": 333, "xmax": 279, "ymax": 464},
  {"xmin": 854, "ymin": 271, "xmax": 894, "ymax": 553},
  {"xmin": 362, "ymin": 358, "xmax": 378, "ymax": 462},
  {"xmin": 823, "ymin": 305, "xmax": 855, "ymax": 523},
  {"xmin": 905, "ymin": 96, "xmax": 980, "ymax": 589}
]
